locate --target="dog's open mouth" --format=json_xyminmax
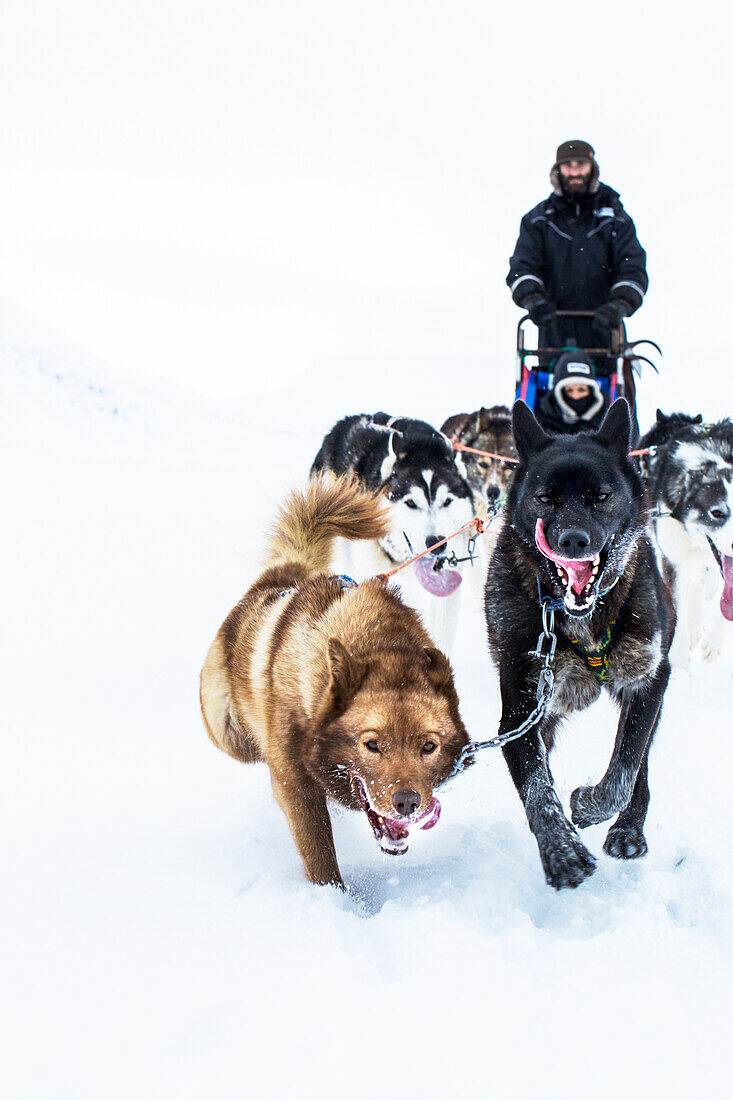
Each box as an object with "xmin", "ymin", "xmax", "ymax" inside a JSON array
[
  {"xmin": 535, "ymin": 519, "xmax": 607, "ymax": 616},
  {"xmin": 352, "ymin": 776, "xmax": 441, "ymax": 856},
  {"xmin": 706, "ymin": 537, "xmax": 733, "ymax": 621}
]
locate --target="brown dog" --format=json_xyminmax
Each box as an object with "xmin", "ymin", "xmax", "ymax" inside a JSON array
[
  {"xmin": 200, "ymin": 474, "xmax": 472, "ymax": 889},
  {"xmin": 441, "ymin": 405, "xmax": 517, "ymax": 511}
]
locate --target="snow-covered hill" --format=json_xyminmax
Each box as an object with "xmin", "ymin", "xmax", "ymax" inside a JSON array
[{"xmin": 2, "ymin": 329, "xmax": 731, "ymax": 1100}]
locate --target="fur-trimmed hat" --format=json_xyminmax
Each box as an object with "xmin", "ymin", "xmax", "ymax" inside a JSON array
[
  {"xmin": 550, "ymin": 139, "xmax": 600, "ymax": 196},
  {"xmin": 552, "ymin": 352, "xmax": 605, "ymax": 423}
]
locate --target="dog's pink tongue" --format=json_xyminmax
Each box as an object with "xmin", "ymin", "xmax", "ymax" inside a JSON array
[
  {"xmin": 413, "ymin": 556, "xmax": 462, "ymax": 596},
  {"xmin": 384, "ymin": 797, "xmax": 441, "ymax": 842},
  {"xmin": 418, "ymin": 797, "xmax": 441, "ymax": 831},
  {"xmin": 721, "ymin": 556, "xmax": 733, "ymax": 621},
  {"xmin": 535, "ymin": 519, "xmax": 594, "ymax": 596}
]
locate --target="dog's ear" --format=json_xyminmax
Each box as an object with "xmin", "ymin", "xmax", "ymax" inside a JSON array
[
  {"xmin": 454, "ymin": 451, "xmax": 469, "ymax": 483},
  {"xmin": 440, "ymin": 413, "xmax": 463, "ymax": 441},
  {"xmin": 327, "ymin": 639, "xmax": 367, "ymax": 711},
  {"xmin": 476, "ymin": 407, "xmax": 491, "ymax": 432},
  {"xmin": 656, "ymin": 408, "xmax": 665, "ymax": 423},
  {"xmin": 512, "ymin": 400, "xmax": 551, "ymax": 461},
  {"xmin": 594, "ymin": 398, "xmax": 631, "ymax": 457},
  {"xmin": 423, "ymin": 647, "xmax": 454, "ymax": 693},
  {"xmin": 379, "ymin": 430, "xmax": 399, "ymax": 482}
]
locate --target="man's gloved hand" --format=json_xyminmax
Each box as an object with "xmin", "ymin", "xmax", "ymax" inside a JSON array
[
  {"xmin": 524, "ymin": 293, "xmax": 557, "ymax": 325},
  {"xmin": 593, "ymin": 298, "xmax": 631, "ymax": 331}
]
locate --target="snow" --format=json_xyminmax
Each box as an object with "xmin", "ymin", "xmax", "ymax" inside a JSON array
[
  {"xmin": 2, "ymin": 308, "xmax": 731, "ymax": 1100},
  {"xmin": 2, "ymin": 4, "xmax": 733, "ymax": 1094}
]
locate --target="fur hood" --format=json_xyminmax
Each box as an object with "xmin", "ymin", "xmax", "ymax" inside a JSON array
[
  {"xmin": 550, "ymin": 157, "xmax": 600, "ymax": 197},
  {"xmin": 552, "ymin": 353, "xmax": 605, "ymax": 423}
]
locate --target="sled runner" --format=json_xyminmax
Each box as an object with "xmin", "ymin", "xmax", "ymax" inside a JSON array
[{"xmin": 515, "ymin": 310, "xmax": 661, "ymax": 433}]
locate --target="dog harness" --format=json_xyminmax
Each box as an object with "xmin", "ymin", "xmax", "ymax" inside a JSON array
[
  {"xmin": 538, "ymin": 578, "xmax": 627, "ymax": 683},
  {"xmin": 565, "ymin": 619, "xmax": 621, "ymax": 682},
  {"xmin": 449, "ymin": 573, "xmax": 628, "ymax": 780}
]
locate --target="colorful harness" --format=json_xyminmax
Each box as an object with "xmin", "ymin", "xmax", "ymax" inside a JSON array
[
  {"xmin": 565, "ymin": 618, "xmax": 623, "ymax": 682},
  {"xmin": 537, "ymin": 578, "xmax": 627, "ymax": 683}
]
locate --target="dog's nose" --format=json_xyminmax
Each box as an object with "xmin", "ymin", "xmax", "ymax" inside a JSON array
[
  {"xmin": 392, "ymin": 789, "xmax": 421, "ymax": 817},
  {"xmin": 485, "ymin": 485, "xmax": 501, "ymax": 502},
  {"xmin": 558, "ymin": 528, "xmax": 592, "ymax": 557},
  {"xmin": 425, "ymin": 535, "xmax": 445, "ymax": 555}
]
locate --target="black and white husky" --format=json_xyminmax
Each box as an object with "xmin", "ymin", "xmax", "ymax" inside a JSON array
[
  {"xmin": 311, "ymin": 413, "xmax": 479, "ymax": 650},
  {"xmin": 641, "ymin": 412, "xmax": 733, "ymax": 667}
]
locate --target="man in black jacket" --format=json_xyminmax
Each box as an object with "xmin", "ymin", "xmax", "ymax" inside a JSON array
[{"xmin": 507, "ymin": 139, "xmax": 648, "ymax": 373}]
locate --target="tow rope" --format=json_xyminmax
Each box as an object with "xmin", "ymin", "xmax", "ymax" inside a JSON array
[
  {"xmin": 375, "ymin": 504, "xmax": 503, "ymax": 583},
  {"xmin": 451, "ymin": 440, "xmax": 652, "ymax": 463}
]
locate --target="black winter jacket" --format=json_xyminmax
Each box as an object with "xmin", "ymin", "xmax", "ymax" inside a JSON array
[{"xmin": 507, "ymin": 183, "xmax": 648, "ymax": 368}]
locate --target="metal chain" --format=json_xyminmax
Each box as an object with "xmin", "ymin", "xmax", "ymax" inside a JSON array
[{"xmin": 447, "ymin": 600, "xmax": 557, "ymax": 780}]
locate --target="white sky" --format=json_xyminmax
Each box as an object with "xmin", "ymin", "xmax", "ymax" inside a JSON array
[{"xmin": 1, "ymin": 1, "xmax": 730, "ymax": 402}]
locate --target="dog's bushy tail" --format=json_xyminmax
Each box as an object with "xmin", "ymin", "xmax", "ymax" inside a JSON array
[{"xmin": 266, "ymin": 473, "xmax": 391, "ymax": 575}]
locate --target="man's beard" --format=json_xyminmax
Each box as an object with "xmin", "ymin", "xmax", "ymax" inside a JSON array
[{"xmin": 562, "ymin": 177, "xmax": 590, "ymax": 196}]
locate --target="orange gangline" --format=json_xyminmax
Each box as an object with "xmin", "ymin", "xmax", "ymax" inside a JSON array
[
  {"xmin": 453, "ymin": 441, "xmax": 650, "ymax": 461},
  {"xmin": 377, "ymin": 515, "xmax": 492, "ymax": 582},
  {"xmin": 452, "ymin": 442, "xmax": 520, "ymax": 463}
]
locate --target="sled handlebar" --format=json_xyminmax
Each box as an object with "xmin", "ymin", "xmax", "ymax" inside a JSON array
[{"xmin": 516, "ymin": 310, "xmax": 629, "ymax": 374}]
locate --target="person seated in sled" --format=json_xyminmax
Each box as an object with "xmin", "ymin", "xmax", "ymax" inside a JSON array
[
  {"xmin": 507, "ymin": 139, "xmax": 648, "ymax": 373},
  {"xmin": 536, "ymin": 351, "xmax": 608, "ymax": 435}
]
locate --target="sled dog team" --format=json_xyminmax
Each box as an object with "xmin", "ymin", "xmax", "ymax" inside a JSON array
[{"xmin": 200, "ymin": 400, "xmax": 733, "ymax": 891}]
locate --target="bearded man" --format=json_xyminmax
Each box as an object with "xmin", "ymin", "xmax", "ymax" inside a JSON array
[{"xmin": 507, "ymin": 139, "xmax": 648, "ymax": 372}]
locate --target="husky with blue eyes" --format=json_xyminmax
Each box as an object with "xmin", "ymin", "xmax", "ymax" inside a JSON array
[{"xmin": 311, "ymin": 413, "xmax": 477, "ymax": 652}]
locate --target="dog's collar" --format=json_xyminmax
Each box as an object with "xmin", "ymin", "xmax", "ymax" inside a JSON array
[
  {"xmin": 333, "ymin": 574, "xmax": 359, "ymax": 589},
  {"xmin": 536, "ymin": 573, "xmax": 621, "ymax": 613},
  {"xmin": 277, "ymin": 574, "xmax": 358, "ymax": 598},
  {"xmin": 537, "ymin": 583, "xmax": 566, "ymax": 613}
]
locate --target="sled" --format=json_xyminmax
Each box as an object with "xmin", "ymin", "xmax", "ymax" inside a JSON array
[{"xmin": 514, "ymin": 310, "xmax": 661, "ymax": 428}]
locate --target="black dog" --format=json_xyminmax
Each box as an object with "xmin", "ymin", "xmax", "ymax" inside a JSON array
[{"xmin": 485, "ymin": 400, "xmax": 674, "ymax": 889}]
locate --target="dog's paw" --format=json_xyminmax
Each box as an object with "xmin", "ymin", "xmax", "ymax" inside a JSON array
[
  {"xmin": 538, "ymin": 825, "xmax": 597, "ymax": 890},
  {"xmin": 570, "ymin": 784, "xmax": 614, "ymax": 828},
  {"xmin": 603, "ymin": 824, "xmax": 648, "ymax": 860}
]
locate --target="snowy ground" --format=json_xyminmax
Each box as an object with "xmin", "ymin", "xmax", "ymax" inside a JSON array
[{"xmin": 2, "ymin": 322, "xmax": 731, "ymax": 1100}]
